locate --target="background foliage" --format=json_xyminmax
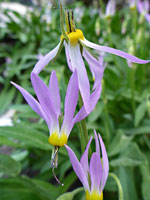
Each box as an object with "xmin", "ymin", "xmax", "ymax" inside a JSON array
[{"xmin": 0, "ymin": 0, "xmax": 150, "ymax": 200}]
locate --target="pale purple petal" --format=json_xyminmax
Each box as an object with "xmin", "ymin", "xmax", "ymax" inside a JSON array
[
  {"xmin": 73, "ymin": 82, "xmax": 102, "ymax": 123},
  {"xmin": 31, "ymin": 72, "xmax": 58, "ymax": 133},
  {"xmin": 11, "ymin": 81, "xmax": 48, "ymax": 122},
  {"xmin": 137, "ymin": 0, "xmax": 144, "ymax": 14},
  {"xmin": 94, "ymin": 130, "xmax": 100, "ymax": 155},
  {"xmin": 32, "ymin": 42, "xmax": 61, "ymax": 74},
  {"xmin": 64, "ymin": 42, "xmax": 73, "ymax": 71},
  {"xmin": 144, "ymin": 0, "xmax": 149, "ymax": 13},
  {"xmin": 81, "ymin": 38, "xmax": 150, "ymax": 64},
  {"xmin": 145, "ymin": 13, "xmax": 150, "ymax": 23},
  {"xmin": 105, "ymin": 0, "xmax": 116, "ymax": 17},
  {"xmin": 80, "ymin": 136, "xmax": 93, "ymax": 179},
  {"xmin": 83, "ymin": 48, "xmax": 105, "ymax": 90},
  {"xmin": 99, "ymin": 134, "xmax": 109, "ymax": 192},
  {"xmin": 61, "ymin": 71, "xmax": 79, "ymax": 136},
  {"xmin": 49, "ymin": 71, "xmax": 61, "ymax": 117},
  {"xmin": 90, "ymin": 152, "xmax": 102, "ymax": 192},
  {"xmin": 65, "ymin": 145, "xmax": 89, "ymax": 190},
  {"xmin": 68, "ymin": 43, "xmax": 91, "ymax": 113}
]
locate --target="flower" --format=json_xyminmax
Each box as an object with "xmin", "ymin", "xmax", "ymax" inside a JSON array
[
  {"xmin": 32, "ymin": 6, "xmax": 150, "ymax": 113},
  {"xmin": 128, "ymin": 0, "xmax": 137, "ymax": 10},
  {"xmin": 105, "ymin": 0, "xmax": 116, "ymax": 19},
  {"xmin": 65, "ymin": 130, "xmax": 109, "ymax": 200},
  {"xmin": 11, "ymin": 70, "xmax": 102, "ymax": 147},
  {"xmin": 137, "ymin": 0, "xmax": 150, "ymax": 23}
]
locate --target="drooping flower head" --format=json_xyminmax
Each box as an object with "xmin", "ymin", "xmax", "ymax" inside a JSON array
[
  {"xmin": 11, "ymin": 71, "xmax": 78, "ymax": 147},
  {"xmin": 32, "ymin": 4, "xmax": 150, "ymax": 114},
  {"xmin": 65, "ymin": 130, "xmax": 109, "ymax": 200},
  {"xmin": 11, "ymin": 70, "xmax": 102, "ymax": 148}
]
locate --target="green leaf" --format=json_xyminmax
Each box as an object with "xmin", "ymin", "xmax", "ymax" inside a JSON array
[
  {"xmin": 0, "ymin": 88, "xmax": 15, "ymax": 115},
  {"xmin": 142, "ymin": 179, "xmax": 150, "ymax": 200},
  {"xmin": 56, "ymin": 188, "xmax": 83, "ymax": 200},
  {"xmin": 0, "ymin": 176, "xmax": 60, "ymax": 200},
  {"xmin": 108, "ymin": 130, "xmax": 132, "ymax": 157},
  {"xmin": 118, "ymin": 167, "xmax": 138, "ymax": 200},
  {"xmin": 110, "ymin": 143, "xmax": 147, "ymax": 167},
  {"xmin": 0, "ymin": 135, "xmax": 21, "ymax": 148},
  {"xmin": 0, "ymin": 125, "xmax": 51, "ymax": 151},
  {"xmin": 124, "ymin": 126, "xmax": 150, "ymax": 135},
  {"xmin": 0, "ymin": 154, "xmax": 21, "ymax": 176},
  {"xmin": 134, "ymin": 102, "xmax": 147, "ymax": 127}
]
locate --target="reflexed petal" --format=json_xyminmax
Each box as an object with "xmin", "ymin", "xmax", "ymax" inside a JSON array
[
  {"xmin": 99, "ymin": 134, "xmax": 109, "ymax": 192},
  {"xmin": 64, "ymin": 42, "xmax": 73, "ymax": 71},
  {"xmin": 33, "ymin": 42, "xmax": 61, "ymax": 74},
  {"xmin": 80, "ymin": 136, "xmax": 93, "ymax": 179},
  {"xmin": 94, "ymin": 130, "xmax": 100, "ymax": 155},
  {"xmin": 11, "ymin": 81, "xmax": 48, "ymax": 122},
  {"xmin": 65, "ymin": 145, "xmax": 89, "ymax": 190},
  {"xmin": 73, "ymin": 83, "xmax": 102, "ymax": 123},
  {"xmin": 49, "ymin": 71, "xmax": 61, "ymax": 117},
  {"xmin": 68, "ymin": 43, "xmax": 91, "ymax": 113},
  {"xmin": 31, "ymin": 72, "xmax": 58, "ymax": 133},
  {"xmin": 61, "ymin": 71, "xmax": 78, "ymax": 136},
  {"xmin": 81, "ymin": 38, "xmax": 150, "ymax": 64},
  {"xmin": 83, "ymin": 49, "xmax": 105, "ymax": 90},
  {"xmin": 90, "ymin": 152, "xmax": 102, "ymax": 191}
]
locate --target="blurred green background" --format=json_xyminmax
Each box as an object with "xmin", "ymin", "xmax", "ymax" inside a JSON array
[{"xmin": 0, "ymin": 0, "xmax": 150, "ymax": 200}]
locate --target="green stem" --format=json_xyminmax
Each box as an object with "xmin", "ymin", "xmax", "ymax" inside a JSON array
[
  {"xmin": 79, "ymin": 94, "xmax": 89, "ymax": 145},
  {"xmin": 130, "ymin": 8, "xmax": 138, "ymax": 116},
  {"xmin": 102, "ymin": 81, "xmax": 110, "ymax": 146},
  {"xmin": 109, "ymin": 173, "xmax": 123, "ymax": 200},
  {"xmin": 77, "ymin": 122, "xmax": 85, "ymax": 154},
  {"xmin": 78, "ymin": 94, "xmax": 90, "ymax": 152},
  {"xmin": 130, "ymin": 65, "xmax": 136, "ymax": 114}
]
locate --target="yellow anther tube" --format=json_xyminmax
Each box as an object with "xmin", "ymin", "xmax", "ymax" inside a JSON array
[
  {"xmin": 61, "ymin": 29, "xmax": 84, "ymax": 46},
  {"xmin": 68, "ymin": 29, "xmax": 84, "ymax": 45},
  {"xmin": 86, "ymin": 191, "xmax": 103, "ymax": 200},
  {"xmin": 48, "ymin": 131, "xmax": 68, "ymax": 147}
]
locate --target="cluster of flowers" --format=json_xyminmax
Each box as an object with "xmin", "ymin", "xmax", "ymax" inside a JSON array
[
  {"xmin": 105, "ymin": 0, "xmax": 150, "ymax": 24},
  {"xmin": 11, "ymin": 5, "xmax": 150, "ymax": 200}
]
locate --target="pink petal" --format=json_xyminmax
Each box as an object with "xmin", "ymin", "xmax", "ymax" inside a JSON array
[
  {"xmin": 68, "ymin": 43, "xmax": 91, "ymax": 113},
  {"xmin": 73, "ymin": 83, "xmax": 102, "ymax": 123},
  {"xmin": 65, "ymin": 145, "xmax": 89, "ymax": 190},
  {"xmin": 83, "ymin": 49, "xmax": 105, "ymax": 90},
  {"xmin": 61, "ymin": 71, "xmax": 79, "ymax": 136},
  {"xmin": 82, "ymin": 38, "xmax": 150, "ymax": 64},
  {"xmin": 90, "ymin": 152, "xmax": 102, "ymax": 192},
  {"xmin": 32, "ymin": 42, "xmax": 61, "ymax": 74},
  {"xmin": 99, "ymin": 134, "xmax": 109, "ymax": 191},
  {"xmin": 94, "ymin": 130, "xmax": 100, "ymax": 155},
  {"xmin": 80, "ymin": 136, "xmax": 93, "ymax": 179},
  {"xmin": 11, "ymin": 81, "xmax": 48, "ymax": 122},
  {"xmin": 49, "ymin": 71, "xmax": 61, "ymax": 117},
  {"xmin": 31, "ymin": 73, "xmax": 58, "ymax": 133}
]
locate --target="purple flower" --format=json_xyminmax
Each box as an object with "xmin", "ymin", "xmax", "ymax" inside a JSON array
[
  {"xmin": 137, "ymin": 0, "xmax": 150, "ymax": 23},
  {"xmin": 32, "ymin": 9, "xmax": 150, "ymax": 114},
  {"xmin": 105, "ymin": 0, "xmax": 116, "ymax": 19},
  {"xmin": 11, "ymin": 71, "xmax": 101, "ymax": 147},
  {"xmin": 128, "ymin": 0, "xmax": 137, "ymax": 9},
  {"xmin": 65, "ymin": 130, "xmax": 109, "ymax": 200}
]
